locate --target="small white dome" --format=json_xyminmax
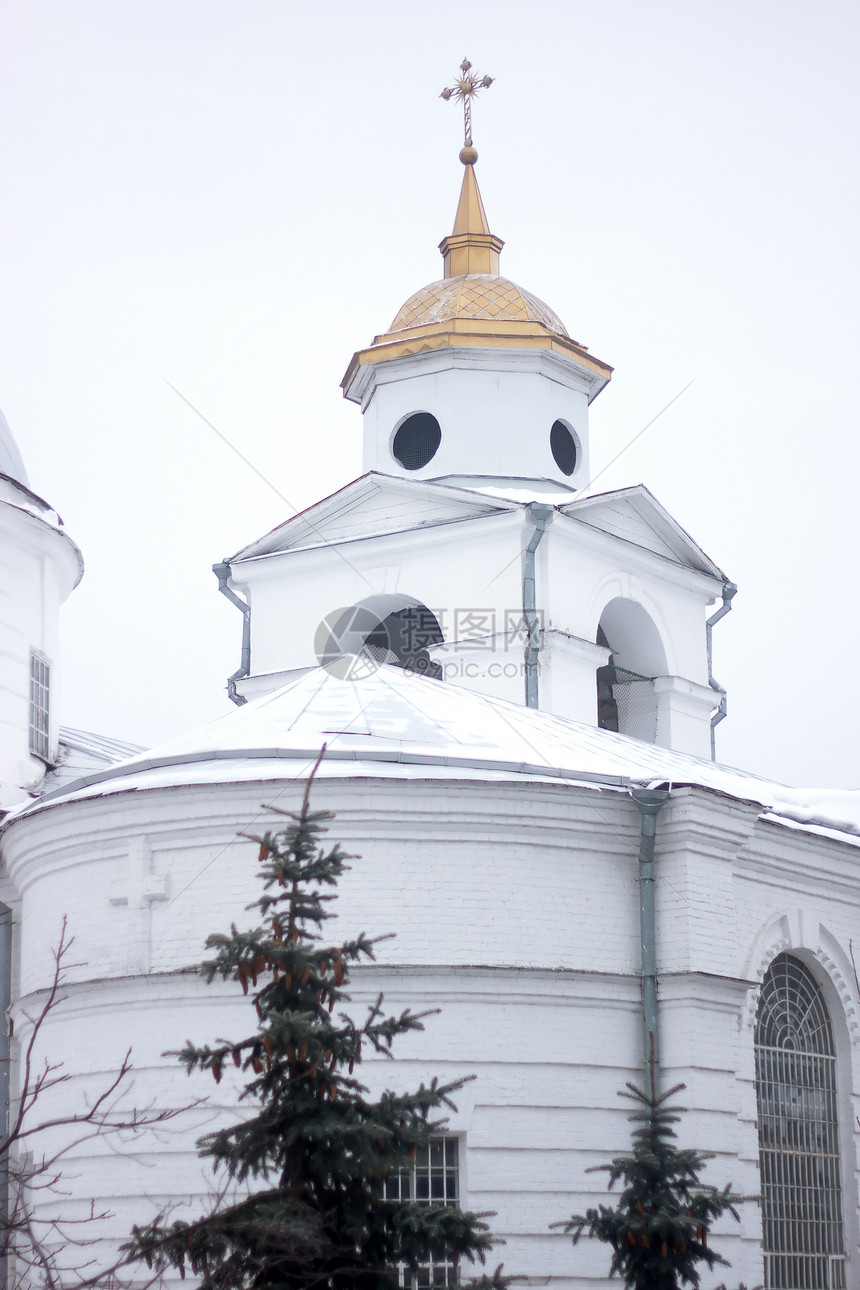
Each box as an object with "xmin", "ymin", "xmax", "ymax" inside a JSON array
[{"xmin": 0, "ymin": 407, "xmax": 29, "ymax": 486}]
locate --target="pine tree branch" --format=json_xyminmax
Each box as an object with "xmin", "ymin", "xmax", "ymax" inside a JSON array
[{"xmin": 124, "ymin": 771, "xmax": 508, "ymax": 1290}]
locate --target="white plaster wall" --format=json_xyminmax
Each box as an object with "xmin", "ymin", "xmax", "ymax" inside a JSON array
[
  {"xmin": 235, "ymin": 502, "xmax": 720, "ymax": 756},
  {"xmin": 539, "ymin": 629, "xmax": 607, "ymax": 725},
  {"xmin": 359, "ymin": 351, "xmax": 592, "ymax": 490},
  {"xmin": 4, "ymin": 773, "xmax": 860, "ymax": 1286},
  {"xmin": 545, "ymin": 516, "xmax": 717, "ymax": 684},
  {"xmin": 237, "ymin": 512, "xmax": 526, "ymax": 684},
  {"xmin": 655, "ymin": 789, "xmax": 860, "ymax": 1284},
  {"xmin": 541, "ymin": 516, "xmax": 720, "ymax": 753},
  {"xmin": 0, "ymin": 494, "xmax": 81, "ymax": 807},
  {"xmin": 4, "ymin": 778, "xmax": 644, "ymax": 990}
]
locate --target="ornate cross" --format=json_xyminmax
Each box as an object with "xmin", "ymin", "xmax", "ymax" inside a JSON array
[{"xmin": 440, "ymin": 58, "xmax": 494, "ymax": 150}]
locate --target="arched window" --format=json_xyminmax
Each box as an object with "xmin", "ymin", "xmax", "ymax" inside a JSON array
[
  {"xmin": 316, "ymin": 595, "xmax": 444, "ymax": 681},
  {"xmin": 754, "ymin": 954, "xmax": 846, "ymax": 1289},
  {"xmin": 595, "ymin": 599, "xmax": 666, "ymax": 743}
]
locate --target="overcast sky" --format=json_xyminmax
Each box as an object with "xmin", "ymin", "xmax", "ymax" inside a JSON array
[{"xmin": 1, "ymin": 0, "xmax": 858, "ymax": 788}]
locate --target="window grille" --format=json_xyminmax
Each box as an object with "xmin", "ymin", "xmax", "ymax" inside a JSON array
[
  {"xmin": 28, "ymin": 652, "xmax": 50, "ymax": 761},
  {"xmin": 364, "ymin": 607, "xmax": 444, "ymax": 681},
  {"xmin": 754, "ymin": 954, "xmax": 846, "ymax": 1289},
  {"xmin": 392, "ymin": 413, "xmax": 442, "ymax": 472},
  {"xmin": 385, "ymin": 1138, "xmax": 460, "ymax": 1288},
  {"xmin": 596, "ymin": 661, "xmax": 657, "ymax": 742}
]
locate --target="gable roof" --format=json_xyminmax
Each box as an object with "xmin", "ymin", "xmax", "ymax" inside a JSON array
[
  {"xmin": 229, "ymin": 472, "xmax": 519, "ymax": 561},
  {"xmin": 562, "ymin": 485, "xmax": 726, "ymax": 580}
]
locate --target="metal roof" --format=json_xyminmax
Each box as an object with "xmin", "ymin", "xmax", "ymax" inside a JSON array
[{"xmin": 10, "ymin": 666, "xmax": 859, "ymax": 841}]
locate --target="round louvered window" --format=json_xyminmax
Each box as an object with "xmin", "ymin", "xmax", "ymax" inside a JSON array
[
  {"xmin": 550, "ymin": 420, "xmax": 577, "ymax": 476},
  {"xmin": 392, "ymin": 413, "xmax": 441, "ymax": 471}
]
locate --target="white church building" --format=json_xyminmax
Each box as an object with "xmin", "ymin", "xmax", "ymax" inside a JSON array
[{"xmin": 1, "ymin": 95, "xmax": 859, "ymax": 1290}]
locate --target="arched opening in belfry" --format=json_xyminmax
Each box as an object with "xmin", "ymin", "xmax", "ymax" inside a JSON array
[
  {"xmin": 595, "ymin": 598, "xmax": 666, "ymax": 742},
  {"xmin": 318, "ymin": 594, "xmax": 444, "ymax": 680}
]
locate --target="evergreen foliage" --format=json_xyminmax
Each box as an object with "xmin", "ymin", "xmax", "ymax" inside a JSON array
[
  {"xmin": 126, "ymin": 759, "xmax": 505, "ymax": 1290},
  {"xmin": 555, "ymin": 1070, "xmax": 744, "ymax": 1290}
]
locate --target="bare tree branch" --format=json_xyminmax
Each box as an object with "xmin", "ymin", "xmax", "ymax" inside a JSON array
[{"xmin": 1, "ymin": 917, "xmax": 198, "ymax": 1290}]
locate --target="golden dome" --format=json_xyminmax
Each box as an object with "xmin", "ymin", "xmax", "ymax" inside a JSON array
[
  {"xmin": 342, "ymin": 146, "xmax": 612, "ymax": 402},
  {"xmin": 390, "ymin": 274, "xmax": 569, "ymax": 338}
]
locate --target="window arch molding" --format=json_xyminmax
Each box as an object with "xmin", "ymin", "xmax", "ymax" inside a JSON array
[
  {"xmin": 596, "ymin": 596, "xmax": 667, "ymax": 679},
  {"xmin": 592, "ymin": 593, "xmax": 669, "ymax": 742},
  {"xmin": 741, "ymin": 914, "xmax": 860, "ymax": 1050},
  {"xmin": 586, "ymin": 576, "xmax": 676, "ymax": 678},
  {"xmin": 753, "ymin": 950, "xmax": 851, "ymax": 1289}
]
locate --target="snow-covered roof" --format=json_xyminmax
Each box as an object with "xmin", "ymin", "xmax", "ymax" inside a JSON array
[
  {"xmin": 11, "ymin": 666, "xmax": 860, "ymax": 841},
  {"xmin": 562, "ymin": 485, "xmax": 726, "ymax": 580},
  {"xmin": 229, "ymin": 472, "xmax": 517, "ymax": 562},
  {"xmin": 0, "ymin": 416, "xmax": 84, "ymax": 589},
  {"xmin": 59, "ymin": 727, "xmax": 146, "ymax": 763},
  {"xmin": 38, "ymin": 727, "xmax": 148, "ymax": 795},
  {"xmin": 226, "ymin": 474, "xmax": 726, "ymax": 591}
]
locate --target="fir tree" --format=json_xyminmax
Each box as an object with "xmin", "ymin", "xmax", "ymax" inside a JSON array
[
  {"xmin": 126, "ymin": 757, "xmax": 506, "ymax": 1290},
  {"xmin": 554, "ymin": 1061, "xmax": 744, "ymax": 1290}
]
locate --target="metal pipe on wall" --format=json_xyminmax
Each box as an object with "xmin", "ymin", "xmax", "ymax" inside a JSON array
[
  {"xmin": 523, "ymin": 504, "xmax": 554, "ymax": 709},
  {"xmin": 631, "ymin": 789, "xmax": 669, "ymax": 1087},
  {"xmin": 707, "ymin": 581, "xmax": 737, "ymax": 759},
  {"xmin": 213, "ymin": 562, "xmax": 250, "ymax": 707}
]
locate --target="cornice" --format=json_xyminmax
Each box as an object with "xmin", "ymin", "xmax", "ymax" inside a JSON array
[
  {"xmin": 551, "ymin": 510, "xmax": 723, "ymax": 598},
  {"xmin": 0, "ymin": 496, "xmax": 84, "ymax": 591},
  {"xmin": 230, "ymin": 506, "xmax": 521, "ymax": 574},
  {"xmin": 342, "ymin": 331, "xmax": 611, "ymax": 408}
]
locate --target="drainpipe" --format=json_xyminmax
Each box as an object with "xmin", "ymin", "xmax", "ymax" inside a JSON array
[
  {"xmin": 213, "ymin": 562, "xmax": 250, "ymax": 707},
  {"xmin": 706, "ymin": 581, "xmax": 737, "ymax": 759},
  {"xmin": 631, "ymin": 789, "xmax": 669, "ymax": 1088},
  {"xmin": 523, "ymin": 504, "xmax": 554, "ymax": 709},
  {"xmin": 0, "ymin": 903, "xmax": 12, "ymax": 1290}
]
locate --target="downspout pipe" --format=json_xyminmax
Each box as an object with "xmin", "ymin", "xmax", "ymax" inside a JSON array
[
  {"xmin": 631, "ymin": 789, "xmax": 669, "ymax": 1089},
  {"xmin": 0, "ymin": 903, "xmax": 12, "ymax": 1290},
  {"xmin": 706, "ymin": 581, "xmax": 737, "ymax": 759},
  {"xmin": 523, "ymin": 504, "xmax": 554, "ymax": 709},
  {"xmin": 213, "ymin": 562, "xmax": 250, "ymax": 707}
]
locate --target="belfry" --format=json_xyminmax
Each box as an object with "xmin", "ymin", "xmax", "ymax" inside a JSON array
[{"xmin": 223, "ymin": 66, "xmax": 729, "ymax": 759}]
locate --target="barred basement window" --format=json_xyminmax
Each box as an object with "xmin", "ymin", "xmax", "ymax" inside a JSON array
[
  {"xmin": 754, "ymin": 954, "xmax": 846, "ymax": 1289},
  {"xmin": 28, "ymin": 652, "xmax": 51, "ymax": 761},
  {"xmin": 385, "ymin": 1138, "xmax": 460, "ymax": 1288}
]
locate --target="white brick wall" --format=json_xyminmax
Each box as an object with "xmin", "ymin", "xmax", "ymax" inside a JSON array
[{"xmin": 3, "ymin": 770, "xmax": 860, "ymax": 1287}]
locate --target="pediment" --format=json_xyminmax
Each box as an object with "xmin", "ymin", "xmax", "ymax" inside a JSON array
[
  {"xmin": 231, "ymin": 472, "xmax": 517, "ymax": 560},
  {"xmin": 562, "ymin": 485, "xmax": 725, "ymax": 579}
]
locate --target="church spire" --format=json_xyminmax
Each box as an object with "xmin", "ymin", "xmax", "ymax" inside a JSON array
[{"xmin": 438, "ymin": 59, "xmax": 504, "ymax": 278}]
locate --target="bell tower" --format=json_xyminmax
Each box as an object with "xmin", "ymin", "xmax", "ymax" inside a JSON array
[
  {"xmin": 222, "ymin": 65, "xmax": 732, "ymax": 762},
  {"xmin": 341, "ymin": 61, "xmax": 611, "ymax": 494}
]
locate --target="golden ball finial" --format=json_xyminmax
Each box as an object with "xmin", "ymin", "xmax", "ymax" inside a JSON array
[{"xmin": 459, "ymin": 145, "xmax": 478, "ymax": 165}]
